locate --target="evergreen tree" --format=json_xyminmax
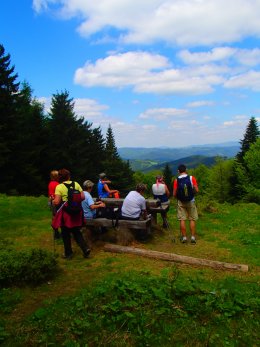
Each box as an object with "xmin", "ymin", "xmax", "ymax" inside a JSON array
[
  {"xmin": 47, "ymin": 90, "xmax": 108, "ymax": 186},
  {"xmin": 103, "ymin": 124, "xmax": 134, "ymax": 195},
  {"xmin": 230, "ymin": 117, "xmax": 259, "ymax": 201},
  {"xmin": 243, "ymin": 138, "xmax": 260, "ymax": 203},
  {"xmin": 13, "ymin": 82, "xmax": 48, "ymax": 195},
  {"xmin": 236, "ymin": 117, "xmax": 260, "ymax": 163},
  {"xmin": 105, "ymin": 124, "xmax": 120, "ymax": 160},
  {"xmin": 163, "ymin": 163, "xmax": 173, "ymax": 195},
  {"xmin": 0, "ymin": 44, "xmax": 20, "ymax": 193}
]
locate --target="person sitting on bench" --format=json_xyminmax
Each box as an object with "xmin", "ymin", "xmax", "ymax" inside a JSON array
[
  {"xmin": 121, "ymin": 183, "xmax": 148, "ymax": 220},
  {"xmin": 82, "ymin": 180, "xmax": 106, "ymax": 219},
  {"xmin": 97, "ymin": 173, "xmax": 119, "ymax": 198}
]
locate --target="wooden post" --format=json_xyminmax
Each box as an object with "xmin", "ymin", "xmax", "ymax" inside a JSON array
[{"xmin": 104, "ymin": 244, "xmax": 249, "ymax": 272}]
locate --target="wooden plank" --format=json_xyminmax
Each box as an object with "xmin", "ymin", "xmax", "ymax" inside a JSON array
[
  {"xmin": 104, "ymin": 244, "xmax": 249, "ymax": 272},
  {"xmin": 84, "ymin": 218, "xmax": 151, "ymax": 230}
]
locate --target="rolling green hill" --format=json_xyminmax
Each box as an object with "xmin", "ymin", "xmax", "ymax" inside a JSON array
[{"xmin": 142, "ymin": 155, "xmax": 217, "ymax": 173}]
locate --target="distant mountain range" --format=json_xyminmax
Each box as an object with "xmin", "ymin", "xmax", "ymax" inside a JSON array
[{"xmin": 118, "ymin": 142, "xmax": 239, "ymax": 172}]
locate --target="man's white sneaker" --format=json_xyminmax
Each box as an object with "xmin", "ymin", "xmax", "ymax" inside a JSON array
[
  {"xmin": 191, "ymin": 236, "xmax": 196, "ymax": 244},
  {"xmin": 181, "ymin": 236, "xmax": 187, "ymax": 243}
]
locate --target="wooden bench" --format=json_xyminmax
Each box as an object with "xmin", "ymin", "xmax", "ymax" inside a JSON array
[
  {"xmin": 84, "ymin": 217, "xmax": 151, "ymax": 233},
  {"xmin": 148, "ymin": 204, "xmax": 170, "ymax": 227},
  {"xmin": 94, "ymin": 197, "xmax": 166, "ymax": 226},
  {"xmin": 83, "ymin": 217, "xmax": 152, "ymax": 245}
]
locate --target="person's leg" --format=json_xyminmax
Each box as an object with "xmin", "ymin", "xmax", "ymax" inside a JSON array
[
  {"xmin": 187, "ymin": 202, "xmax": 198, "ymax": 243},
  {"xmin": 189, "ymin": 220, "xmax": 196, "ymax": 236},
  {"xmin": 61, "ymin": 227, "xmax": 73, "ymax": 257},
  {"xmin": 162, "ymin": 211, "xmax": 168, "ymax": 228},
  {"xmin": 177, "ymin": 201, "xmax": 187, "ymax": 242},
  {"xmin": 72, "ymin": 227, "xmax": 91, "ymax": 258},
  {"xmin": 180, "ymin": 220, "xmax": 186, "ymax": 235}
]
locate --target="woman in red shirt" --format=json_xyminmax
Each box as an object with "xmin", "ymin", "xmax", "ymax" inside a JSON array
[{"xmin": 48, "ymin": 170, "xmax": 61, "ymax": 239}]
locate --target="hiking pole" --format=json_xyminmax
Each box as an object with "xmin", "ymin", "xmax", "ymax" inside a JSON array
[{"xmin": 52, "ymin": 228, "xmax": 56, "ymax": 255}]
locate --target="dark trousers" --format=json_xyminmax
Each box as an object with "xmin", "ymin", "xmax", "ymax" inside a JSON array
[{"xmin": 61, "ymin": 226, "xmax": 89, "ymax": 257}]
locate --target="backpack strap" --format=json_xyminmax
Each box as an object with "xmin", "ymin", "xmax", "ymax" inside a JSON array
[{"xmin": 63, "ymin": 181, "xmax": 75, "ymax": 189}]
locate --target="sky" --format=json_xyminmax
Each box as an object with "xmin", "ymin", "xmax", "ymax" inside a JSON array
[{"xmin": 1, "ymin": 0, "xmax": 260, "ymax": 148}]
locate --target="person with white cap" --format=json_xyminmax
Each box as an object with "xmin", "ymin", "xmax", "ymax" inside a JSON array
[{"xmin": 82, "ymin": 180, "xmax": 106, "ymax": 219}]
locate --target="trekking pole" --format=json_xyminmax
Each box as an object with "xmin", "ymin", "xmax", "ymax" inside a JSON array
[{"xmin": 52, "ymin": 228, "xmax": 56, "ymax": 255}]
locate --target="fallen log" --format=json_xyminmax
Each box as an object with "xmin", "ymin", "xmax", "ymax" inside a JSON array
[{"xmin": 104, "ymin": 244, "xmax": 249, "ymax": 272}]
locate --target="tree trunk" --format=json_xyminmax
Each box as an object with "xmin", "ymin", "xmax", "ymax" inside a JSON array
[{"xmin": 104, "ymin": 244, "xmax": 248, "ymax": 272}]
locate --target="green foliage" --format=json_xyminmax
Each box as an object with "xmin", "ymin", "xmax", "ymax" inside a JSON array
[
  {"xmin": 0, "ymin": 248, "xmax": 59, "ymax": 287},
  {"xmin": 14, "ymin": 271, "xmax": 260, "ymax": 346},
  {"xmin": 207, "ymin": 157, "xmax": 234, "ymax": 203}
]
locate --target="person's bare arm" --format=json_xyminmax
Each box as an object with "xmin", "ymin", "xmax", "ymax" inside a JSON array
[
  {"xmin": 165, "ymin": 184, "xmax": 170, "ymax": 197},
  {"xmin": 90, "ymin": 201, "xmax": 106, "ymax": 210},
  {"xmin": 53, "ymin": 194, "xmax": 62, "ymax": 206},
  {"xmin": 103, "ymin": 183, "xmax": 118, "ymax": 194}
]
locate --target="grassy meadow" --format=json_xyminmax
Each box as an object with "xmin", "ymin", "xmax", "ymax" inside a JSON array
[{"xmin": 0, "ymin": 194, "xmax": 259, "ymax": 346}]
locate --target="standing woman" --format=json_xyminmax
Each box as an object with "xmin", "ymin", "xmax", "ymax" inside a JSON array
[
  {"xmin": 152, "ymin": 175, "xmax": 170, "ymax": 228},
  {"xmin": 48, "ymin": 170, "xmax": 61, "ymax": 239},
  {"xmin": 53, "ymin": 169, "xmax": 91, "ymax": 259}
]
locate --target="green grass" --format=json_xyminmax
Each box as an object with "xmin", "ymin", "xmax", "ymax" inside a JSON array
[{"xmin": 0, "ymin": 194, "xmax": 259, "ymax": 346}]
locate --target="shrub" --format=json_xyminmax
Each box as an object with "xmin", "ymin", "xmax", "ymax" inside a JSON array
[{"xmin": 0, "ymin": 248, "xmax": 59, "ymax": 287}]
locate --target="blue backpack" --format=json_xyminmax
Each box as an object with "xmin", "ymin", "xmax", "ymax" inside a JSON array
[{"xmin": 176, "ymin": 175, "xmax": 194, "ymax": 202}]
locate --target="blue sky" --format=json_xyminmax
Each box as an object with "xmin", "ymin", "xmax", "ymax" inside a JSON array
[{"xmin": 1, "ymin": 0, "xmax": 260, "ymax": 147}]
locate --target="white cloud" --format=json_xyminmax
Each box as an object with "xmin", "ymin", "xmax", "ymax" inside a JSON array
[
  {"xmin": 33, "ymin": 0, "xmax": 260, "ymax": 46},
  {"xmin": 139, "ymin": 108, "xmax": 189, "ymax": 121},
  {"xmin": 179, "ymin": 47, "xmax": 236, "ymax": 64},
  {"xmin": 179, "ymin": 47, "xmax": 260, "ymax": 66},
  {"xmin": 186, "ymin": 100, "xmax": 215, "ymax": 108},
  {"xmin": 224, "ymin": 70, "xmax": 260, "ymax": 91},
  {"xmin": 74, "ymin": 51, "xmax": 225, "ymax": 95},
  {"xmin": 74, "ymin": 98, "xmax": 108, "ymax": 118},
  {"xmin": 37, "ymin": 96, "xmax": 109, "ymax": 123}
]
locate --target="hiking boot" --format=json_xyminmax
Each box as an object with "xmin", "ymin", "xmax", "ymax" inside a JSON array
[
  {"xmin": 181, "ymin": 236, "xmax": 187, "ymax": 243},
  {"xmin": 83, "ymin": 249, "xmax": 91, "ymax": 258},
  {"xmin": 63, "ymin": 253, "xmax": 73, "ymax": 260},
  {"xmin": 191, "ymin": 236, "xmax": 196, "ymax": 244}
]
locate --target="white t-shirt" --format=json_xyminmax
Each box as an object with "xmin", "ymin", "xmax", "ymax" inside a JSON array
[{"xmin": 121, "ymin": 191, "xmax": 146, "ymax": 219}]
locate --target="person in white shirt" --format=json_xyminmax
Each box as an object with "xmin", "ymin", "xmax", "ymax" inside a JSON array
[
  {"xmin": 152, "ymin": 175, "xmax": 170, "ymax": 204},
  {"xmin": 152, "ymin": 175, "xmax": 170, "ymax": 228},
  {"xmin": 121, "ymin": 183, "xmax": 148, "ymax": 220}
]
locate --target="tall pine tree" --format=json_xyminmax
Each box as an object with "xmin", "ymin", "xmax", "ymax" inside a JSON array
[
  {"xmin": 0, "ymin": 44, "xmax": 20, "ymax": 193},
  {"xmin": 230, "ymin": 117, "xmax": 259, "ymax": 202},
  {"xmin": 103, "ymin": 124, "xmax": 134, "ymax": 194},
  {"xmin": 163, "ymin": 163, "xmax": 173, "ymax": 196},
  {"xmin": 236, "ymin": 116, "xmax": 260, "ymax": 163}
]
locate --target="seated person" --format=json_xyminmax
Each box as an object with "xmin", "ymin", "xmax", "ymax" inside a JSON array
[
  {"xmin": 121, "ymin": 183, "xmax": 148, "ymax": 220},
  {"xmin": 97, "ymin": 172, "xmax": 119, "ymax": 198},
  {"xmin": 82, "ymin": 180, "xmax": 106, "ymax": 219},
  {"xmin": 152, "ymin": 175, "xmax": 170, "ymax": 204}
]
